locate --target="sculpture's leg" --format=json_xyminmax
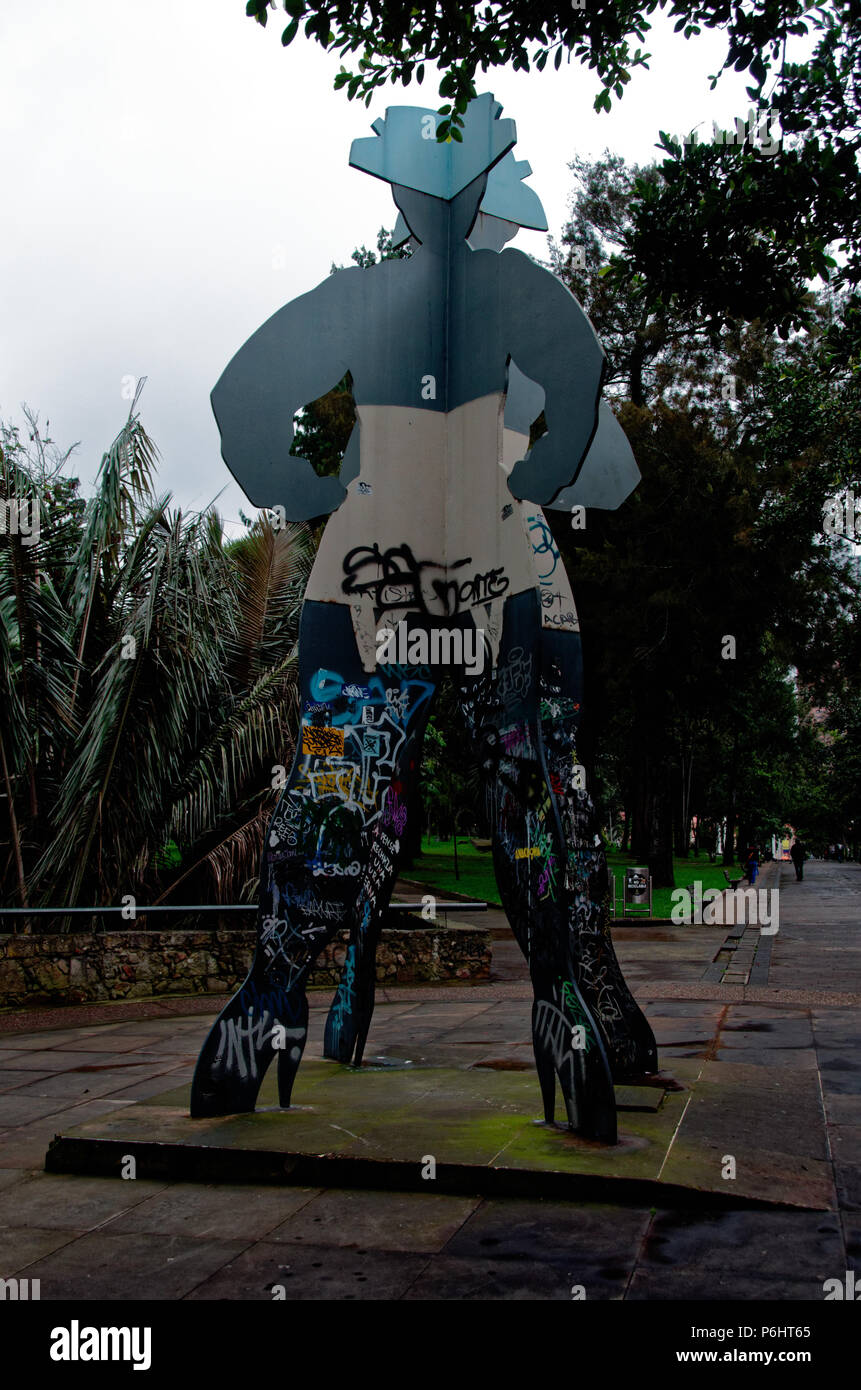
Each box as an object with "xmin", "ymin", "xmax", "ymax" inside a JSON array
[
  {"xmin": 191, "ymin": 601, "xmax": 434, "ymax": 1117},
  {"xmin": 324, "ymin": 652, "xmax": 436, "ymax": 1064},
  {"xmin": 275, "ymin": 989, "xmax": 309, "ymax": 1108},
  {"xmin": 189, "ymin": 750, "xmax": 352, "ymax": 1118},
  {"xmin": 189, "ymin": 748, "xmax": 330, "ymax": 1121},
  {"xmin": 537, "ymin": 623, "xmax": 658, "ymax": 1081},
  {"xmin": 190, "ymin": 967, "xmax": 305, "ymax": 1118},
  {"xmin": 459, "ymin": 590, "xmax": 617, "ymax": 1142},
  {"xmin": 529, "ymin": 974, "xmax": 617, "ymax": 1140},
  {"xmin": 323, "ymin": 870, "xmax": 384, "ymax": 1066}
]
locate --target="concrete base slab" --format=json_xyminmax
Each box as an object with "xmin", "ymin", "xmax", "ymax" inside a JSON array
[{"xmin": 44, "ymin": 1057, "xmax": 832, "ymax": 1211}]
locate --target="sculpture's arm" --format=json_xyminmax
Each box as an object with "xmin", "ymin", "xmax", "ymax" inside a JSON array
[
  {"xmin": 211, "ymin": 270, "xmax": 360, "ymax": 522},
  {"xmin": 500, "ymin": 250, "xmax": 606, "ymax": 505}
]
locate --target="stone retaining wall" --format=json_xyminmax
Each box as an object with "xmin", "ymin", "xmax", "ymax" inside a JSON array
[{"xmin": 0, "ymin": 925, "xmax": 492, "ymax": 1009}]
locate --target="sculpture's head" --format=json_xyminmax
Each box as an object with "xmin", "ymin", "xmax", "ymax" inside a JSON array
[{"xmin": 350, "ymin": 94, "xmax": 546, "ymax": 250}]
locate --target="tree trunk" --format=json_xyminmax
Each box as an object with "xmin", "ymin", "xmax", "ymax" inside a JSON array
[
  {"xmin": 628, "ymin": 329, "xmax": 648, "ymax": 408},
  {"xmin": 0, "ymin": 730, "xmax": 27, "ymax": 906},
  {"xmin": 678, "ymin": 744, "xmax": 693, "ymax": 858},
  {"xmin": 630, "ymin": 753, "xmax": 650, "ymax": 859},
  {"xmin": 648, "ymin": 785, "xmax": 676, "ymax": 888},
  {"xmin": 647, "ymin": 755, "xmax": 676, "ymax": 889},
  {"xmin": 722, "ymin": 811, "xmax": 735, "ymax": 866},
  {"xmin": 722, "ymin": 737, "xmax": 738, "ymax": 866}
]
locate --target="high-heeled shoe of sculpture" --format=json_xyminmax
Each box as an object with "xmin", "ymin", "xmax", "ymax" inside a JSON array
[
  {"xmin": 190, "ymin": 978, "xmax": 283, "ymax": 1117},
  {"xmin": 530, "ymin": 984, "xmax": 618, "ymax": 1144}
]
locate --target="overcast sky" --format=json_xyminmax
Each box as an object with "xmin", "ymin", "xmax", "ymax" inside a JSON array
[{"xmin": 2, "ymin": 1, "xmax": 809, "ymax": 530}]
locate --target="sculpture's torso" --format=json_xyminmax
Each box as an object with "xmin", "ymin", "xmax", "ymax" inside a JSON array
[{"xmin": 305, "ymin": 392, "xmax": 579, "ymax": 667}]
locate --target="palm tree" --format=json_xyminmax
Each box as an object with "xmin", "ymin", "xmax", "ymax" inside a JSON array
[
  {"xmin": 0, "ymin": 398, "xmax": 311, "ymax": 921},
  {"xmin": 159, "ymin": 512, "xmax": 312, "ymax": 905}
]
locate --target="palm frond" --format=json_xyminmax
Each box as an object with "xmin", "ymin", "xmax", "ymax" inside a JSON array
[{"xmin": 155, "ymin": 807, "xmax": 270, "ymax": 905}]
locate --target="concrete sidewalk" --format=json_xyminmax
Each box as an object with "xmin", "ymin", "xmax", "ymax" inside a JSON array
[{"xmin": 0, "ymin": 860, "xmax": 858, "ymax": 1299}]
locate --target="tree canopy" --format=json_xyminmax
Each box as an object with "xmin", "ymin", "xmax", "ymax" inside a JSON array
[
  {"xmin": 245, "ymin": 0, "xmax": 831, "ymax": 135},
  {"xmin": 551, "ymin": 144, "xmax": 860, "ymax": 879}
]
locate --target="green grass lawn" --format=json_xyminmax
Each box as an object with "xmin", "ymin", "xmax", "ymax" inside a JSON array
[
  {"xmin": 402, "ymin": 836, "xmax": 737, "ymax": 920},
  {"xmin": 403, "ymin": 836, "xmax": 501, "ymax": 905}
]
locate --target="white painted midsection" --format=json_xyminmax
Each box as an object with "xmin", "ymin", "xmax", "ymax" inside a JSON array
[
  {"xmin": 306, "ymin": 394, "xmax": 578, "ymax": 668},
  {"xmin": 503, "ymin": 425, "xmax": 580, "ymax": 637}
]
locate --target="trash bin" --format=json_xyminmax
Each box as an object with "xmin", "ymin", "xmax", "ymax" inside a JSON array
[{"xmin": 624, "ymin": 866, "xmax": 651, "ymax": 917}]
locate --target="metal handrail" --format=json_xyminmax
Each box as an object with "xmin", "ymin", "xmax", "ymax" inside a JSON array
[{"xmin": 0, "ymin": 900, "xmax": 488, "ymax": 932}]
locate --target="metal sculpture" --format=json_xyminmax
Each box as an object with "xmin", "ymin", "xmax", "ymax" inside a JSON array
[{"xmin": 191, "ymin": 96, "xmax": 657, "ymax": 1142}]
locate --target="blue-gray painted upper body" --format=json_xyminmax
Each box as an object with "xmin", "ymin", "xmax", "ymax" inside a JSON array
[
  {"xmin": 211, "ymin": 94, "xmax": 638, "ymax": 521},
  {"xmin": 212, "ymin": 185, "xmax": 604, "ymax": 516}
]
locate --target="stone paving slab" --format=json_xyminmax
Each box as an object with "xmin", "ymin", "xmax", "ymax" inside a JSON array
[
  {"xmin": 0, "ymin": 1171, "xmax": 169, "ymax": 1231},
  {"xmin": 21, "ymin": 1228, "xmax": 253, "ymax": 1300},
  {"xmin": 625, "ymin": 1266, "xmax": 829, "ymax": 1300},
  {"xmin": 0, "ymin": 1224, "xmax": 84, "ymax": 1274},
  {"xmin": 401, "ymin": 1197, "xmax": 650, "ymax": 1299},
  {"xmin": 263, "ymin": 1188, "xmax": 482, "ymax": 1252},
  {"xmin": 625, "ymin": 1199, "xmax": 847, "ymax": 1302},
  {"xmin": 399, "ymin": 1253, "xmax": 588, "ymax": 1300},
  {"xmin": 0, "ymin": 1168, "xmax": 28, "ymax": 1191},
  {"xmin": 182, "ymin": 1239, "xmax": 429, "ymax": 1302},
  {"xmin": 836, "ymin": 1166, "xmax": 861, "ymax": 1211},
  {"xmin": 105, "ymin": 1181, "xmax": 322, "ymax": 1240},
  {"xmin": 0, "ymin": 1070, "xmax": 57, "ymax": 1094},
  {"xmin": 0, "ymin": 1099, "xmax": 143, "ymax": 1168},
  {"xmin": 9, "ymin": 1065, "xmax": 173, "ymax": 1102},
  {"xmin": 828, "ymin": 1122, "xmax": 861, "ymax": 1166}
]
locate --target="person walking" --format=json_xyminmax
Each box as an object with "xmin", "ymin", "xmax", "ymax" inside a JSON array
[
  {"xmin": 790, "ymin": 839, "xmax": 807, "ymax": 881},
  {"xmin": 744, "ymin": 844, "xmax": 759, "ymax": 884}
]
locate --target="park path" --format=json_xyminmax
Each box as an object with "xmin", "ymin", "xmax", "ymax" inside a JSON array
[
  {"xmin": 767, "ymin": 858, "xmax": 861, "ymax": 994},
  {"xmin": 0, "ymin": 862, "xmax": 857, "ymax": 1299}
]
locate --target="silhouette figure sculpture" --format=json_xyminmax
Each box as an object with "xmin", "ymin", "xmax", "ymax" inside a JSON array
[{"xmin": 191, "ymin": 96, "xmax": 657, "ymax": 1142}]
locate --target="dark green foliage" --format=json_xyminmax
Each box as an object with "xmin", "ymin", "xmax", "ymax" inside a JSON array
[
  {"xmin": 595, "ymin": 4, "xmax": 861, "ymax": 341},
  {"xmin": 0, "ymin": 407, "xmax": 312, "ymax": 913},
  {"xmin": 552, "ymin": 142, "xmax": 861, "ymax": 882},
  {"xmin": 244, "ymin": 0, "xmax": 822, "ymax": 136}
]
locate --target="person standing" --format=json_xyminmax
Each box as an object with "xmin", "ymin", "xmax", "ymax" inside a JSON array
[
  {"xmin": 790, "ymin": 839, "xmax": 807, "ymax": 881},
  {"xmin": 744, "ymin": 844, "xmax": 759, "ymax": 883}
]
